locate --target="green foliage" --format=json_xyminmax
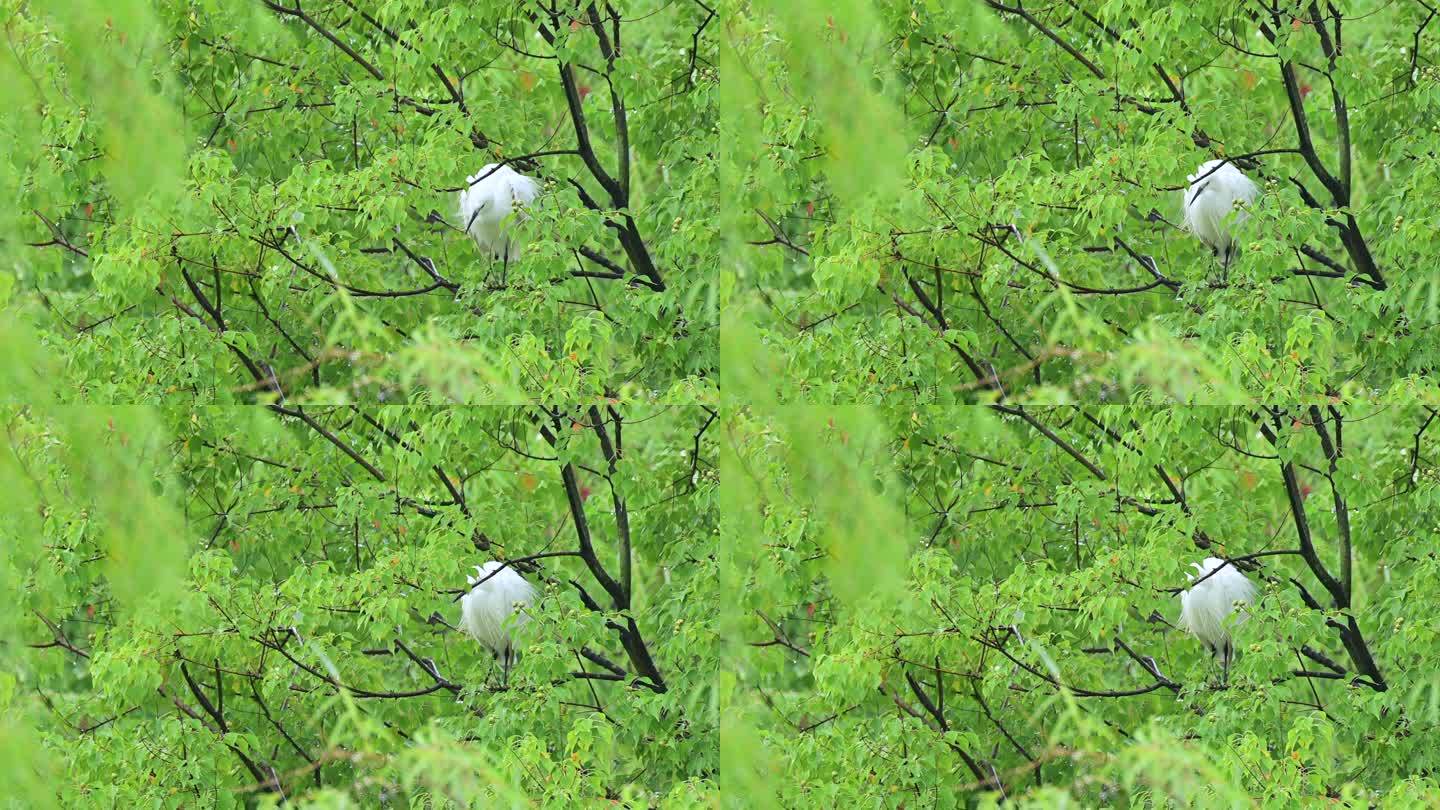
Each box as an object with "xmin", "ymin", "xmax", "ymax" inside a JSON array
[
  {"xmin": 726, "ymin": 400, "xmax": 1440, "ymax": 805},
  {"xmin": 725, "ymin": 0, "xmax": 1440, "ymax": 403},
  {"xmin": 2, "ymin": 0, "xmax": 716, "ymax": 403},
  {"xmin": 4, "ymin": 402, "xmax": 718, "ymax": 805},
  {"xmin": 12, "ymin": 0, "xmax": 1440, "ymax": 805},
  {"xmin": 720, "ymin": 6, "xmax": 1440, "ymax": 795}
]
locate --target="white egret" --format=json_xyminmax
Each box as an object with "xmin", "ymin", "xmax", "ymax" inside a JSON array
[
  {"xmin": 1183, "ymin": 160, "xmax": 1260, "ymax": 267},
  {"xmin": 459, "ymin": 561, "xmax": 538, "ymax": 685},
  {"xmin": 458, "ymin": 163, "xmax": 542, "ymax": 261},
  {"xmin": 1178, "ymin": 556, "xmax": 1257, "ymax": 684}
]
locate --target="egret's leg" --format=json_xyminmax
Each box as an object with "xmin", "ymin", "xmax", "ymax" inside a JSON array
[{"xmin": 1220, "ymin": 639, "xmax": 1233, "ymax": 687}]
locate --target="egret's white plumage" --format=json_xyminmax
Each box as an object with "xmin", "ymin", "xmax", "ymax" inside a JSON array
[
  {"xmin": 458, "ymin": 164, "xmax": 542, "ymax": 260},
  {"xmin": 459, "ymin": 561, "xmax": 537, "ymax": 682},
  {"xmin": 1183, "ymin": 160, "xmax": 1260, "ymax": 264},
  {"xmin": 1178, "ymin": 557, "xmax": 1257, "ymax": 680}
]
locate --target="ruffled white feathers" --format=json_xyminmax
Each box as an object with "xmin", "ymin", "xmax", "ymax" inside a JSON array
[{"xmin": 458, "ymin": 164, "xmax": 542, "ymax": 260}]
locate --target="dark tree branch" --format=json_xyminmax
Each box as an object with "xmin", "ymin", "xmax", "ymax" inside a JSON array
[
  {"xmin": 992, "ymin": 405, "xmax": 1108, "ymax": 481},
  {"xmin": 536, "ymin": 414, "xmax": 667, "ymax": 692},
  {"xmin": 262, "ymin": 1, "xmax": 385, "ymax": 81},
  {"xmin": 903, "ymin": 670, "xmax": 996, "ymax": 790},
  {"xmin": 270, "ymin": 405, "xmax": 388, "ymax": 484},
  {"xmin": 985, "ymin": 1, "xmax": 1105, "ymax": 79}
]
